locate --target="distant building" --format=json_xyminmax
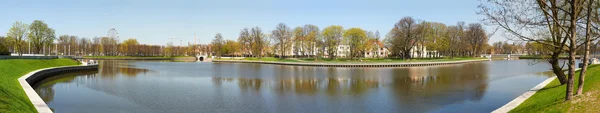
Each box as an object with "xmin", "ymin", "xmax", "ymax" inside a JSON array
[
  {"xmin": 409, "ymin": 44, "xmax": 440, "ymax": 58},
  {"xmin": 364, "ymin": 40, "xmax": 389, "ymax": 58}
]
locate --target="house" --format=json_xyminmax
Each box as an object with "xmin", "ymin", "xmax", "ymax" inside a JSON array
[
  {"xmin": 409, "ymin": 44, "xmax": 440, "ymax": 58},
  {"xmin": 364, "ymin": 40, "xmax": 389, "ymax": 58}
]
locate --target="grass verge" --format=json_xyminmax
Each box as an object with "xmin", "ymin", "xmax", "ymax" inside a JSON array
[
  {"xmin": 511, "ymin": 64, "xmax": 600, "ymax": 113},
  {"xmin": 0, "ymin": 59, "xmax": 79, "ymax": 113}
]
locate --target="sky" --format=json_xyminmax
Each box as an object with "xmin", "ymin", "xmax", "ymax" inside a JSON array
[{"xmin": 0, "ymin": 0, "xmax": 503, "ymax": 45}]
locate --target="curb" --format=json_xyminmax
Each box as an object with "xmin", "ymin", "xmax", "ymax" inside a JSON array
[{"xmin": 18, "ymin": 64, "xmax": 98, "ymax": 113}]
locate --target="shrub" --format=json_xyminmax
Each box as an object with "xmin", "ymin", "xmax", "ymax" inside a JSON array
[{"xmin": 0, "ymin": 37, "xmax": 9, "ymax": 56}]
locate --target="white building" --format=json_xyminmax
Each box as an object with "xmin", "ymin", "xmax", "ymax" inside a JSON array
[
  {"xmin": 409, "ymin": 44, "xmax": 440, "ymax": 58},
  {"xmin": 364, "ymin": 41, "xmax": 389, "ymax": 58}
]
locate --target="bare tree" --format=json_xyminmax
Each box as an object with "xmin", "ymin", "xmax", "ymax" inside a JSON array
[
  {"xmin": 271, "ymin": 23, "xmax": 293, "ymax": 59},
  {"xmin": 238, "ymin": 28, "xmax": 251, "ymax": 56},
  {"xmin": 251, "ymin": 27, "xmax": 266, "ymax": 58},
  {"xmin": 465, "ymin": 23, "xmax": 489, "ymax": 57},
  {"xmin": 387, "ymin": 17, "xmax": 419, "ymax": 59},
  {"xmin": 577, "ymin": 0, "xmax": 595, "ymax": 95},
  {"xmin": 480, "ymin": 0, "xmax": 586, "ymax": 101}
]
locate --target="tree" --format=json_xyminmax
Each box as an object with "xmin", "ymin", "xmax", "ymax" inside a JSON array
[
  {"xmin": 303, "ymin": 24, "xmax": 320, "ymax": 59},
  {"xmin": 420, "ymin": 22, "xmax": 447, "ymax": 58},
  {"xmin": 28, "ymin": 20, "xmax": 55, "ymax": 54},
  {"xmin": 222, "ymin": 40, "xmax": 240, "ymax": 56},
  {"xmin": 6, "ymin": 21, "xmax": 29, "ymax": 56},
  {"xmin": 293, "ymin": 27, "xmax": 305, "ymax": 57},
  {"xmin": 212, "ymin": 33, "xmax": 224, "ymax": 58},
  {"xmin": 322, "ymin": 25, "xmax": 344, "ymax": 60},
  {"xmin": 271, "ymin": 23, "xmax": 293, "ymax": 59},
  {"xmin": 387, "ymin": 17, "xmax": 419, "ymax": 59},
  {"xmin": 250, "ymin": 27, "xmax": 266, "ymax": 58},
  {"xmin": 343, "ymin": 28, "xmax": 368, "ymax": 60},
  {"xmin": 480, "ymin": 0, "xmax": 587, "ymax": 101},
  {"xmin": 465, "ymin": 23, "xmax": 488, "ymax": 57},
  {"xmin": 0, "ymin": 36, "xmax": 9, "ymax": 55},
  {"xmin": 120, "ymin": 38, "xmax": 139, "ymax": 56},
  {"xmin": 238, "ymin": 28, "xmax": 252, "ymax": 56},
  {"xmin": 577, "ymin": 0, "xmax": 595, "ymax": 95}
]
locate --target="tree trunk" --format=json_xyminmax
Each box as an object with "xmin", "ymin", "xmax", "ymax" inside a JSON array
[
  {"xmin": 549, "ymin": 55, "xmax": 568, "ymax": 85},
  {"xmin": 566, "ymin": 3, "xmax": 577, "ymax": 101},
  {"xmin": 577, "ymin": 0, "xmax": 594, "ymax": 95}
]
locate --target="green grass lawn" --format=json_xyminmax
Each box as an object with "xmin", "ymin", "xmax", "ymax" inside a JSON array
[
  {"xmin": 511, "ymin": 65, "xmax": 600, "ymax": 113},
  {"xmin": 0, "ymin": 59, "xmax": 80, "ymax": 113},
  {"xmin": 218, "ymin": 57, "xmax": 485, "ymax": 63}
]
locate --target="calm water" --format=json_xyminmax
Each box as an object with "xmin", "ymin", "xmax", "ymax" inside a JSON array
[{"xmin": 35, "ymin": 60, "xmax": 561, "ymax": 113}]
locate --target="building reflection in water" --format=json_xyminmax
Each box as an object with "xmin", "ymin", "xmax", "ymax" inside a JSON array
[
  {"xmin": 36, "ymin": 60, "xmax": 519, "ymax": 112},
  {"xmin": 211, "ymin": 62, "xmax": 488, "ymax": 111}
]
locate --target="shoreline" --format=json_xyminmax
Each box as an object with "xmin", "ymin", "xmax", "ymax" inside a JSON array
[
  {"xmin": 79, "ymin": 56, "xmax": 197, "ymax": 60},
  {"xmin": 213, "ymin": 59, "xmax": 490, "ymax": 67},
  {"xmin": 18, "ymin": 64, "xmax": 98, "ymax": 113}
]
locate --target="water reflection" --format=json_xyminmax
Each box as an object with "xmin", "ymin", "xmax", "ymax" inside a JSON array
[
  {"xmin": 35, "ymin": 70, "xmax": 98, "ymax": 103},
  {"xmin": 98, "ymin": 60, "xmax": 152, "ymax": 77},
  {"xmin": 209, "ymin": 63, "xmax": 488, "ymax": 112},
  {"xmin": 35, "ymin": 60, "xmax": 557, "ymax": 113}
]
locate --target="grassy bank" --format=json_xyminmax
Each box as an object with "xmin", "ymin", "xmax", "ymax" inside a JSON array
[
  {"xmin": 0, "ymin": 59, "xmax": 80, "ymax": 113},
  {"xmin": 511, "ymin": 65, "xmax": 600, "ymax": 113},
  {"xmin": 518, "ymin": 55, "xmax": 578, "ymax": 59},
  {"xmin": 217, "ymin": 57, "xmax": 485, "ymax": 63}
]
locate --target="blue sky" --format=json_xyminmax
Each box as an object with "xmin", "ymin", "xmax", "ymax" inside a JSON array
[{"xmin": 0, "ymin": 0, "xmax": 500, "ymax": 45}]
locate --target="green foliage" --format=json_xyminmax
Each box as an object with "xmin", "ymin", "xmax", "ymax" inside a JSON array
[
  {"xmin": 0, "ymin": 36, "xmax": 9, "ymax": 55},
  {"xmin": 222, "ymin": 40, "xmax": 240, "ymax": 55},
  {"xmin": 120, "ymin": 38, "xmax": 140, "ymax": 56},
  {"xmin": 343, "ymin": 28, "xmax": 367, "ymax": 59},
  {"xmin": 211, "ymin": 33, "xmax": 224, "ymax": 57},
  {"xmin": 28, "ymin": 20, "xmax": 55, "ymax": 54},
  {"xmin": 6, "ymin": 21, "xmax": 28, "ymax": 56},
  {"xmin": 323, "ymin": 25, "xmax": 344, "ymax": 59},
  {"xmin": 0, "ymin": 59, "xmax": 79, "ymax": 113}
]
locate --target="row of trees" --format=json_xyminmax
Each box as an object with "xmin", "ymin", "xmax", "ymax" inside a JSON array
[
  {"xmin": 211, "ymin": 17, "xmax": 491, "ymax": 60},
  {"xmin": 1, "ymin": 20, "xmax": 198, "ymax": 57},
  {"xmin": 3, "ymin": 21, "xmax": 55, "ymax": 56},
  {"xmin": 386, "ymin": 17, "xmax": 490, "ymax": 59},
  {"xmin": 480, "ymin": 0, "xmax": 598, "ymax": 101}
]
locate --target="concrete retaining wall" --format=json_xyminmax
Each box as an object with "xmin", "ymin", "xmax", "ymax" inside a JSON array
[
  {"xmin": 173, "ymin": 57, "xmax": 197, "ymax": 61},
  {"xmin": 79, "ymin": 57, "xmax": 173, "ymax": 60},
  {"xmin": 18, "ymin": 65, "xmax": 98, "ymax": 113},
  {"xmin": 0, "ymin": 56, "xmax": 58, "ymax": 59},
  {"xmin": 213, "ymin": 59, "xmax": 490, "ymax": 67}
]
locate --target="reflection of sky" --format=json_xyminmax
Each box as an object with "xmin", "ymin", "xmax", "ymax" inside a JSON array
[{"xmin": 36, "ymin": 60, "xmax": 556, "ymax": 113}]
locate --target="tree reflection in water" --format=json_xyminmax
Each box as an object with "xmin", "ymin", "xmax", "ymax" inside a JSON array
[
  {"xmin": 211, "ymin": 62, "xmax": 488, "ymax": 111},
  {"xmin": 34, "ymin": 70, "xmax": 99, "ymax": 103},
  {"xmin": 99, "ymin": 60, "xmax": 152, "ymax": 77},
  {"xmin": 35, "ymin": 60, "xmax": 153, "ymax": 104}
]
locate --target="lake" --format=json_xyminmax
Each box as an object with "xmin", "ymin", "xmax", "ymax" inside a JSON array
[{"xmin": 35, "ymin": 60, "xmax": 561, "ymax": 113}]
